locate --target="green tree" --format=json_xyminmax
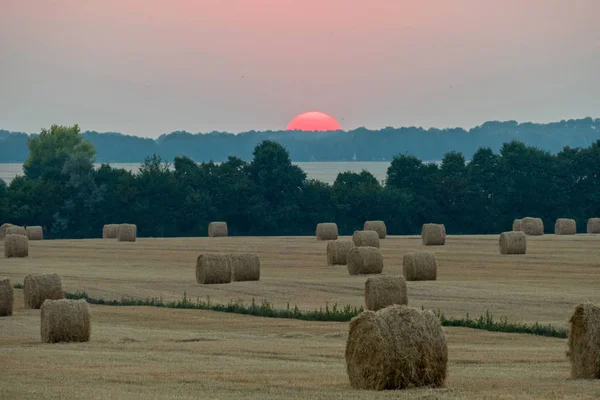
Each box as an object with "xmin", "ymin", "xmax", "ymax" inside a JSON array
[
  {"xmin": 24, "ymin": 125, "xmax": 95, "ymax": 180},
  {"xmin": 246, "ymin": 141, "xmax": 306, "ymax": 234}
]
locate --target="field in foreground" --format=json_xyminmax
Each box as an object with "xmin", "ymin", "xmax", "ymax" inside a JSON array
[
  {"xmin": 1, "ymin": 234, "xmax": 600, "ymax": 398},
  {"xmin": 2, "ymin": 234, "xmax": 600, "ymax": 327},
  {"xmin": 2, "ymin": 290, "xmax": 600, "ymax": 399}
]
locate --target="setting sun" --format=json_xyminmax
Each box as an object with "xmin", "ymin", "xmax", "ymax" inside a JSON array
[{"xmin": 285, "ymin": 111, "xmax": 342, "ymax": 131}]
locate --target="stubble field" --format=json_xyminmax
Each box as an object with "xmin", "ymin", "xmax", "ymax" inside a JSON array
[{"xmin": 1, "ymin": 234, "xmax": 600, "ymax": 399}]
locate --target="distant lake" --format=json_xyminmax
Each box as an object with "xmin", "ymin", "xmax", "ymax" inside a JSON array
[{"xmin": 0, "ymin": 162, "xmax": 395, "ymax": 185}]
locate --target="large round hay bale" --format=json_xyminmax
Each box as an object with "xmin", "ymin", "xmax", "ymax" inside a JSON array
[
  {"xmin": 555, "ymin": 218, "xmax": 576, "ymax": 235},
  {"xmin": 587, "ymin": 218, "xmax": 600, "ymax": 234},
  {"xmin": 421, "ymin": 224, "xmax": 446, "ymax": 246},
  {"xmin": 512, "ymin": 219, "xmax": 522, "ymax": 231},
  {"xmin": 6, "ymin": 226, "xmax": 26, "ymax": 237},
  {"xmin": 567, "ymin": 303, "xmax": 600, "ymax": 379},
  {"xmin": 4, "ymin": 234, "xmax": 28, "ymax": 258},
  {"xmin": 499, "ymin": 231, "xmax": 527, "ymax": 255},
  {"xmin": 522, "ymin": 217, "xmax": 544, "ymax": 236},
  {"xmin": 326, "ymin": 240, "xmax": 354, "ymax": 265},
  {"xmin": 0, "ymin": 223, "xmax": 16, "ymax": 239},
  {"xmin": 316, "ymin": 222, "xmax": 338, "ymax": 240},
  {"xmin": 364, "ymin": 275, "xmax": 407, "ymax": 311},
  {"xmin": 26, "ymin": 226, "xmax": 44, "ymax": 240},
  {"xmin": 117, "ymin": 223, "xmax": 137, "ymax": 242},
  {"xmin": 229, "ymin": 253, "xmax": 260, "ymax": 282},
  {"xmin": 102, "ymin": 224, "xmax": 119, "ymax": 239},
  {"xmin": 208, "ymin": 221, "xmax": 228, "ymax": 237},
  {"xmin": 41, "ymin": 299, "xmax": 91, "ymax": 343},
  {"xmin": 345, "ymin": 305, "xmax": 448, "ymax": 390},
  {"xmin": 0, "ymin": 278, "xmax": 14, "ymax": 316},
  {"xmin": 403, "ymin": 252, "xmax": 437, "ymax": 281},
  {"xmin": 24, "ymin": 273, "xmax": 63, "ymax": 309},
  {"xmin": 347, "ymin": 247, "xmax": 384, "ymax": 275},
  {"xmin": 364, "ymin": 221, "xmax": 386, "ymax": 239},
  {"xmin": 196, "ymin": 253, "xmax": 232, "ymax": 284},
  {"xmin": 352, "ymin": 230, "xmax": 380, "ymax": 248}
]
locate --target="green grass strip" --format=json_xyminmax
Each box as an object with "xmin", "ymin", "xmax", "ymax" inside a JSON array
[{"xmin": 61, "ymin": 290, "xmax": 567, "ymax": 338}]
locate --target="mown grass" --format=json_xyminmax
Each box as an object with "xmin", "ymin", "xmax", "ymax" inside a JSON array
[{"xmin": 63, "ymin": 290, "xmax": 568, "ymax": 338}]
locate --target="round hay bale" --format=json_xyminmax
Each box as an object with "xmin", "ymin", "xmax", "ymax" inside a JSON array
[
  {"xmin": 587, "ymin": 218, "xmax": 600, "ymax": 234},
  {"xmin": 41, "ymin": 299, "xmax": 91, "ymax": 343},
  {"xmin": 117, "ymin": 224, "xmax": 137, "ymax": 242},
  {"xmin": 26, "ymin": 226, "xmax": 44, "ymax": 240},
  {"xmin": 364, "ymin": 275, "xmax": 407, "ymax": 311},
  {"xmin": 352, "ymin": 230, "xmax": 380, "ymax": 248},
  {"xmin": 196, "ymin": 253, "xmax": 232, "ymax": 284},
  {"xmin": 4, "ymin": 234, "xmax": 29, "ymax": 258},
  {"xmin": 316, "ymin": 222, "xmax": 338, "ymax": 240},
  {"xmin": 364, "ymin": 221, "xmax": 386, "ymax": 239},
  {"xmin": 102, "ymin": 224, "xmax": 119, "ymax": 239},
  {"xmin": 421, "ymin": 224, "xmax": 446, "ymax": 246},
  {"xmin": 567, "ymin": 303, "xmax": 600, "ymax": 379},
  {"xmin": 24, "ymin": 273, "xmax": 63, "ymax": 309},
  {"xmin": 326, "ymin": 240, "xmax": 354, "ymax": 265},
  {"xmin": 0, "ymin": 223, "xmax": 16, "ymax": 239},
  {"xmin": 229, "ymin": 253, "xmax": 260, "ymax": 282},
  {"xmin": 6, "ymin": 226, "xmax": 26, "ymax": 237},
  {"xmin": 512, "ymin": 219, "xmax": 523, "ymax": 231},
  {"xmin": 208, "ymin": 221, "xmax": 228, "ymax": 237},
  {"xmin": 347, "ymin": 247, "xmax": 384, "ymax": 275},
  {"xmin": 403, "ymin": 252, "xmax": 437, "ymax": 281},
  {"xmin": 0, "ymin": 277, "xmax": 14, "ymax": 316},
  {"xmin": 499, "ymin": 231, "xmax": 527, "ymax": 255},
  {"xmin": 345, "ymin": 305, "xmax": 448, "ymax": 390},
  {"xmin": 522, "ymin": 217, "xmax": 544, "ymax": 236},
  {"xmin": 555, "ymin": 218, "xmax": 576, "ymax": 235}
]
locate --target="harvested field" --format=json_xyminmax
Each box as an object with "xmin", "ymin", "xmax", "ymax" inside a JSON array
[
  {"xmin": 1, "ymin": 235, "xmax": 600, "ymax": 329},
  {"xmin": 1, "ymin": 289, "xmax": 599, "ymax": 399}
]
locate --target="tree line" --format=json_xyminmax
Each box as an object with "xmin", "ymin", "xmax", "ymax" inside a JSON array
[
  {"xmin": 1, "ymin": 124, "xmax": 599, "ymax": 239},
  {"xmin": 1, "ymin": 117, "xmax": 599, "ymax": 162}
]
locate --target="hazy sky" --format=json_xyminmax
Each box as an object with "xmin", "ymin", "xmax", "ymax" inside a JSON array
[{"xmin": 1, "ymin": 0, "xmax": 598, "ymax": 138}]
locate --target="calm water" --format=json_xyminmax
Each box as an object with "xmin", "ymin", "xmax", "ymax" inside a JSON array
[{"xmin": 0, "ymin": 162, "xmax": 392, "ymax": 185}]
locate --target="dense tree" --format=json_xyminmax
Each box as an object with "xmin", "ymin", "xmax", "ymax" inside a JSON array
[
  {"xmin": 1, "ymin": 118, "xmax": 599, "ymax": 163},
  {"xmin": 23, "ymin": 124, "xmax": 95, "ymax": 180},
  {"xmin": 3, "ymin": 127, "xmax": 600, "ymax": 238}
]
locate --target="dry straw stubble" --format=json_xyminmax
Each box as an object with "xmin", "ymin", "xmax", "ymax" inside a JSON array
[
  {"xmin": 24, "ymin": 273, "xmax": 64, "ymax": 309},
  {"xmin": 555, "ymin": 218, "xmax": 576, "ymax": 235},
  {"xmin": 347, "ymin": 247, "xmax": 384, "ymax": 275},
  {"xmin": 26, "ymin": 226, "xmax": 43, "ymax": 240},
  {"xmin": 421, "ymin": 224, "xmax": 446, "ymax": 246},
  {"xmin": 568, "ymin": 303, "xmax": 600, "ymax": 379},
  {"xmin": 587, "ymin": 218, "xmax": 600, "ymax": 234},
  {"xmin": 345, "ymin": 305, "xmax": 448, "ymax": 390},
  {"xmin": 352, "ymin": 230, "xmax": 380, "ymax": 248},
  {"xmin": 403, "ymin": 252, "xmax": 437, "ymax": 281},
  {"xmin": 0, "ymin": 278, "xmax": 14, "ymax": 316},
  {"xmin": 316, "ymin": 222, "xmax": 338, "ymax": 240},
  {"xmin": 196, "ymin": 253, "xmax": 232, "ymax": 284},
  {"xmin": 364, "ymin": 221, "xmax": 386, "ymax": 239},
  {"xmin": 499, "ymin": 231, "xmax": 527, "ymax": 255},
  {"xmin": 229, "ymin": 253, "xmax": 260, "ymax": 282},
  {"xmin": 208, "ymin": 221, "xmax": 228, "ymax": 237},
  {"xmin": 41, "ymin": 299, "xmax": 91, "ymax": 343},
  {"xmin": 117, "ymin": 224, "xmax": 137, "ymax": 242},
  {"xmin": 364, "ymin": 275, "xmax": 407, "ymax": 311},
  {"xmin": 4, "ymin": 234, "xmax": 28, "ymax": 258},
  {"xmin": 326, "ymin": 240, "xmax": 354, "ymax": 265},
  {"xmin": 522, "ymin": 217, "xmax": 544, "ymax": 236},
  {"xmin": 102, "ymin": 224, "xmax": 119, "ymax": 239}
]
